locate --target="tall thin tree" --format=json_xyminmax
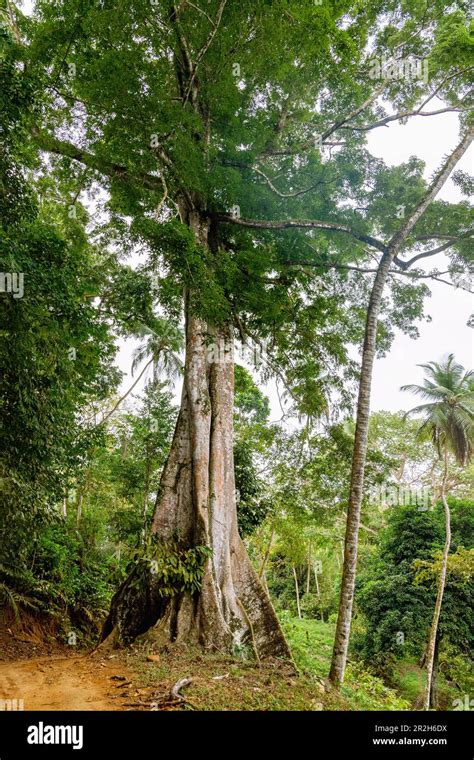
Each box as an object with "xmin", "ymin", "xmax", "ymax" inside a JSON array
[
  {"xmin": 402, "ymin": 355, "xmax": 474, "ymax": 709},
  {"xmin": 328, "ymin": 127, "xmax": 473, "ymax": 687}
]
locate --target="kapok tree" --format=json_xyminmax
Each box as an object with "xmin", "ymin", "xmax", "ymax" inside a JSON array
[{"xmin": 6, "ymin": 0, "xmax": 472, "ymax": 657}]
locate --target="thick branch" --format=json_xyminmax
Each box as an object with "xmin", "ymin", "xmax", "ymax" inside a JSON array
[
  {"xmin": 215, "ymin": 213, "xmax": 387, "ymax": 253},
  {"xmin": 395, "ymin": 234, "xmax": 473, "ymax": 270},
  {"xmin": 31, "ymin": 126, "xmax": 163, "ymax": 192},
  {"xmin": 341, "ymin": 105, "xmax": 471, "ymax": 133}
]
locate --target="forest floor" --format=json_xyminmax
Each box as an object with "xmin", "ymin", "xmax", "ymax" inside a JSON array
[
  {"xmin": 0, "ymin": 652, "xmax": 135, "ymax": 710},
  {"xmin": 0, "ymin": 617, "xmax": 419, "ymax": 711}
]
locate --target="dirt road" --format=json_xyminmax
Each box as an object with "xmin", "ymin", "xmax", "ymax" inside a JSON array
[{"xmin": 0, "ymin": 653, "xmax": 134, "ymax": 710}]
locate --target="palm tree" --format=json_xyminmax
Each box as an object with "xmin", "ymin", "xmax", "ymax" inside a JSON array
[
  {"xmin": 96, "ymin": 318, "xmax": 183, "ymax": 428},
  {"xmin": 402, "ymin": 354, "xmax": 474, "ymax": 710},
  {"xmin": 131, "ymin": 317, "xmax": 183, "ymax": 387}
]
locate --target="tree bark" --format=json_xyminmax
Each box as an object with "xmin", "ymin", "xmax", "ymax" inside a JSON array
[
  {"xmin": 328, "ymin": 250, "xmax": 394, "ymax": 684},
  {"xmin": 429, "ymin": 633, "xmax": 440, "ymax": 710},
  {"xmin": 101, "ymin": 212, "xmax": 290, "ymax": 660},
  {"xmin": 423, "ymin": 446, "xmax": 451, "ymax": 710}
]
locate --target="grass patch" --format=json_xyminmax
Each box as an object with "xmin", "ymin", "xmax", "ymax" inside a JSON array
[
  {"xmin": 127, "ymin": 642, "xmax": 323, "ymax": 710},
  {"xmin": 279, "ymin": 612, "xmax": 335, "ymax": 679},
  {"xmin": 392, "ymin": 657, "xmax": 426, "ymax": 705},
  {"xmin": 280, "ymin": 613, "xmax": 410, "ymax": 711}
]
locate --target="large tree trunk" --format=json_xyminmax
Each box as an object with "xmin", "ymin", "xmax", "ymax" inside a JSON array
[
  {"xmin": 101, "ymin": 212, "xmax": 289, "ymax": 660},
  {"xmin": 423, "ymin": 446, "xmax": 451, "ymax": 710}
]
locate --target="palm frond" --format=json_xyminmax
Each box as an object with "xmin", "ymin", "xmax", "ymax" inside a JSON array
[{"xmin": 402, "ymin": 354, "xmax": 474, "ymax": 466}]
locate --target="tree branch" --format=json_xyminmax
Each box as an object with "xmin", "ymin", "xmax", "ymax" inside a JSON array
[
  {"xmin": 340, "ymin": 105, "xmax": 472, "ymax": 133},
  {"xmin": 251, "ymin": 165, "xmax": 331, "ymax": 198},
  {"xmin": 395, "ymin": 233, "xmax": 473, "ymax": 270},
  {"xmin": 260, "ymin": 67, "xmax": 472, "ymax": 157},
  {"xmin": 214, "ymin": 213, "xmax": 388, "ymax": 253},
  {"xmin": 184, "ymin": 0, "xmax": 227, "ymax": 104},
  {"xmin": 186, "ymin": 1, "xmax": 216, "ymax": 27},
  {"xmin": 87, "ymin": 357, "xmax": 154, "ymax": 428},
  {"xmin": 31, "ymin": 126, "xmax": 164, "ymax": 192},
  {"xmin": 320, "ymin": 82, "xmax": 387, "ymax": 142},
  {"xmin": 279, "ymin": 259, "xmax": 472, "ymax": 293},
  {"xmin": 332, "ymin": 67, "xmax": 473, "ymax": 135}
]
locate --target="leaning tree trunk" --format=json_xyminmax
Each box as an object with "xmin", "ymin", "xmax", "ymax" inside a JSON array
[
  {"xmin": 423, "ymin": 446, "xmax": 451, "ymax": 710},
  {"xmin": 328, "ymin": 248, "xmax": 396, "ymax": 685},
  {"xmin": 328, "ymin": 127, "xmax": 472, "ymax": 688},
  {"xmin": 101, "ymin": 211, "xmax": 290, "ymax": 660}
]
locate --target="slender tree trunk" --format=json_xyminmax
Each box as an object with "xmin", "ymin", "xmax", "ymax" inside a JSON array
[
  {"xmin": 328, "ymin": 248, "xmax": 396, "ymax": 686},
  {"xmin": 418, "ymin": 648, "xmax": 427, "ymax": 669},
  {"xmin": 258, "ymin": 524, "xmax": 274, "ymax": 593},
  {"xmin": 101, "ymin": 211, "xmax": 289, "ymax": 659},
  {"xmin": 141, "ymin": 456, "xmax": 151, "ymax": 544},
  {"xmin": 259, "ymin": 524, "xmax": 275, "ymax": 581},
  {"xmin": 314, "ymin": 565, "xmax": 320, "ymax": 596},
  {"xmin": 429, "ymin": 633, "xmax": 440, "ymax": 710},
  {"xmin": 328, "ymin": 128, "xmax": 472, "ymax": 688},
  {"xmin": 306, "ymin": 545, "xmax": 311, "ymax": 594},
  {"xmin": 76, "ymin": 466, "xmax": 91, "ymax": 527},
  {"xmin": 423, "ymin": 446, "xmax": 451, "ymax": 710},
  {"xmin": 292, "ymin": 566, "xmax": 302, "ymax": 619},
  {"xmin": 76, "ymin": 489, "xmax": 83, "ymax": 527}
]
